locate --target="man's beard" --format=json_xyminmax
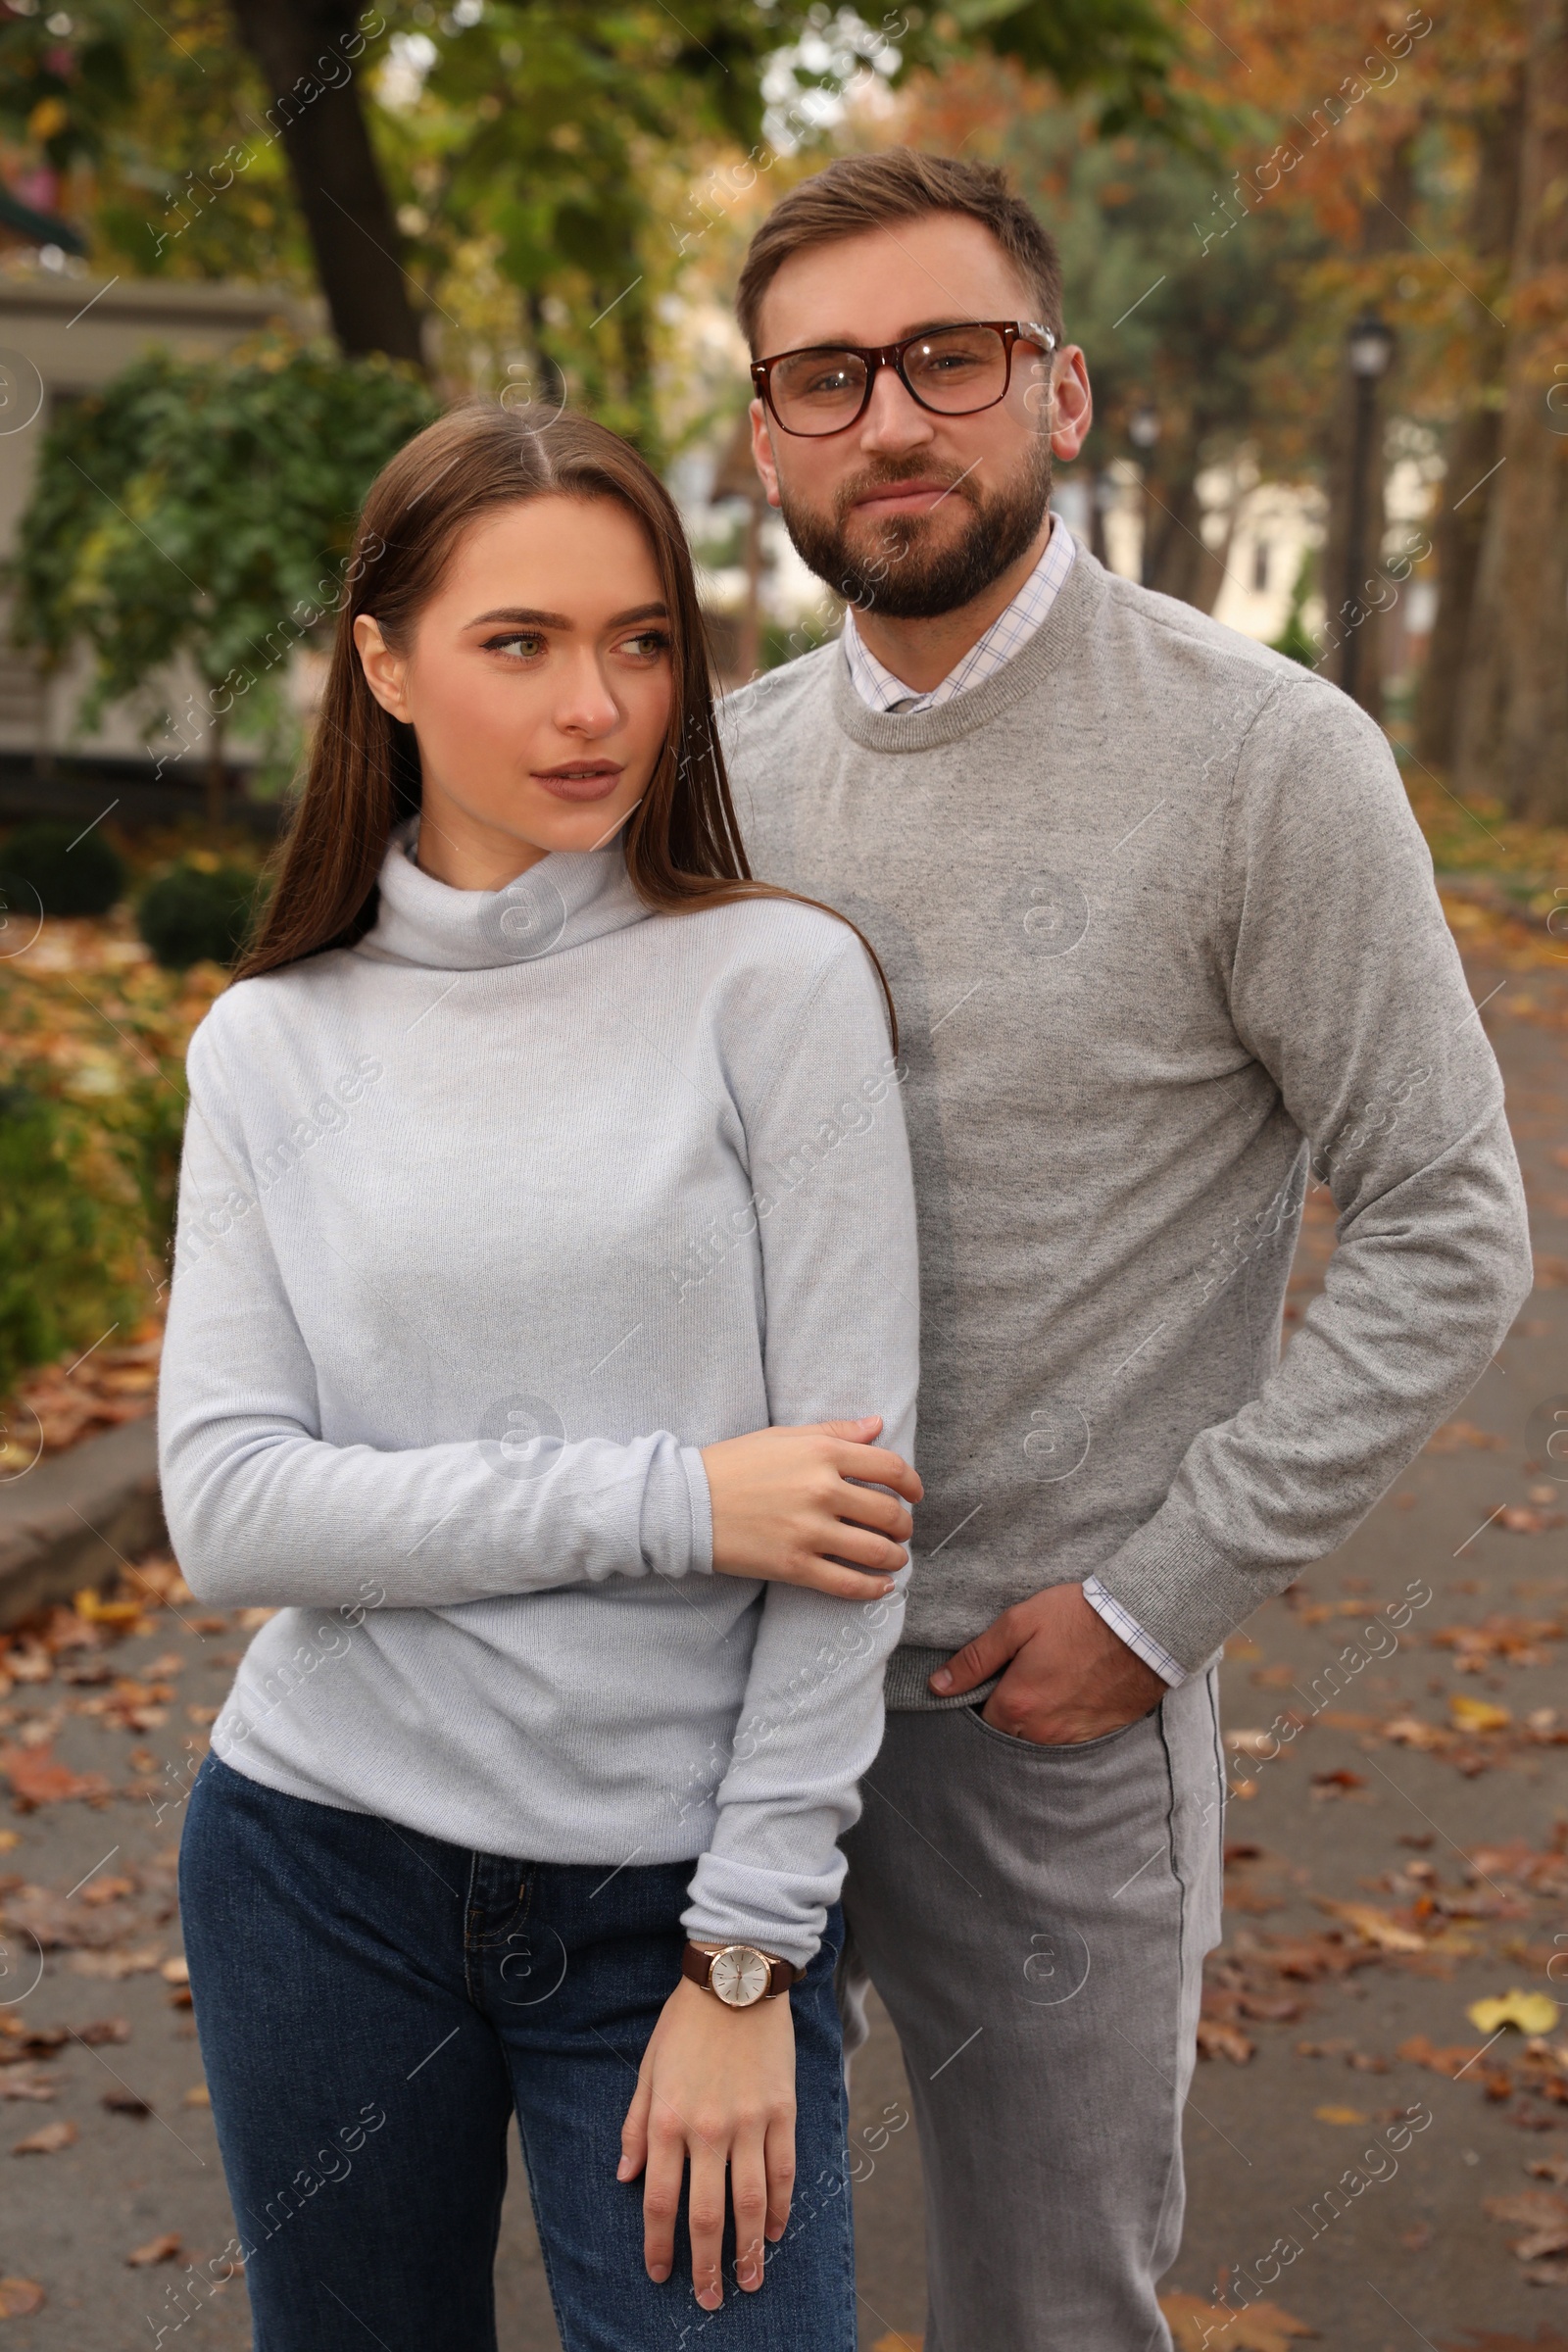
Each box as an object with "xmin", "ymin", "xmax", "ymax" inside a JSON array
[{"xmin": 774, "ymin": 439, "xmax": 1054, "ymax": 620}]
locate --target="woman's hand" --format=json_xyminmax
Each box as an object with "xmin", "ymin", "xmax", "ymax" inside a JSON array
[
  {"xmin": 701, "ymin": 1415, "xmax": 922, "ymax": 1600},
  {"xmin": 618, "ymin": 1977, "xmax": 797, "ymax": 2308}
]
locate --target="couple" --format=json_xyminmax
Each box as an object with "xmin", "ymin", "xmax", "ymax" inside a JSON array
[{"xmin": 161, "ymin": 151, "xmax": 1531, "ymax": 2352}]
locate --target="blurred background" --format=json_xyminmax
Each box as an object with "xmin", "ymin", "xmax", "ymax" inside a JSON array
[{"xmin": 0, "ymin": 6, "xmax": 1565, "ymax": 2349}]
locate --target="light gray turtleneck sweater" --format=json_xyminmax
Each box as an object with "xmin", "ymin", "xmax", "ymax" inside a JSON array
[{"xmin": 157, "ymin": 821, "xmax": 918, "ymax": 1966}]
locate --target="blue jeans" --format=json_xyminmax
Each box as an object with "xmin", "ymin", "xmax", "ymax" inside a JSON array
[{"xmin": 178, "ymin": 1753, "xmax": 858, "ymax": 2352}]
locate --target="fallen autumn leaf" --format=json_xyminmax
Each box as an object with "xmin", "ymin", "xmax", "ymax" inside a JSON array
[{"xmin": 12, "ymin": 2118, "xmax": 77, "ymax": 2154}]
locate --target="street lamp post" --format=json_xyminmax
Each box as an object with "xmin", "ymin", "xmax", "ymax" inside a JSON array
[
  {"xmin": 1129, "ymin": 402, "xmax": 1161, "ymax": 586},
  {"xmin": 1341, "ymin": 311, "xmax": 1396, "ymax": 706}
]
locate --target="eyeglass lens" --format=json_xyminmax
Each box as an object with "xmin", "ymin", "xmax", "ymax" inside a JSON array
[{"xmin": 767, "ymin": 324, "xmax": 1011, "ymax": 433}]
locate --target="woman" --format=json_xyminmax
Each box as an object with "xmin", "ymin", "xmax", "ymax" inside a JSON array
[{"xmin": 162, "ymin": 404, "xmax": 920, "ymax": 2352}]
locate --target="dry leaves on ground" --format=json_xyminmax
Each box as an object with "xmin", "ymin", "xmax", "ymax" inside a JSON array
[
  {"xmin": 1426, "ymin": 1421, "xmax": 1512, "ymax": 1453},
  {"xmin": 1470, "ymin": 1992, "xmax": 1562, "ymax": 2037},
  {"xmin": 125, "ymin": 2233, "xmax": 181, "ymax": 2267},
  {"xmin": 0, "ymin": 2278, "xmax": 45, "ymax": 2318},
  {"xmin": 102, "ymin": 2087, "xmax": 151, "ymax": 2116},
  {"xmin": 1160, "ymin": 2291, "xmax": 1317, "ymax": 2351},
  {"xmin": 3, "ymin": 1335, "xmax": 162, "ymax": 1461},
  {"xmin": 1483, "ymin": 2188, "xmax": 1568, "ymax": 2279},
  {"xmin": 1433, "ymin": 1617, "xmax": 1566, "ymax": 1672},
  {"xmin": 67, "ymin": 1945, "xmax": 164, "ymax": 1980},
  {"xmin": 12, "ymin": 2118, "xmax": 76, "ymax": 2155},
  {"xmin": 0, "ymin": 2071, "xmax": 56, "ymax": 2102},
  {"xmin": 0, "ymin": 1880, "xmax": 139, "ymax": 1952},
  {"xmin": 1197, "ymin": 2018, "xmax": 1255, "ymax": 2063},
  {"xmin": 0, "ymin": 1745, "xmax": 114, "ymax": 1809},
  {"xmin": 1316, "ymin": 1900, "xmax": 1430, "ymax": 1954}
]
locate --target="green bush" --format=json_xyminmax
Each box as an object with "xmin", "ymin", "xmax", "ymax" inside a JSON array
[
  {"xmin": 0, "ymin": 820, "xmax": 126, "ymax": 917},
  {"xmin": 0, "ymin": 1077, "xmax": 140, "ymax": 1401},
  {"xmin": 1270, "ymin": 551, "xmax": 1320, "ymax": 672},
  {"xmin": 100, "ymin": 1062, "xmax": 187, "ymax": 1283},
  {"xmin": 137, "ymin": 859, "xmax": 262, "ymax": 971}
]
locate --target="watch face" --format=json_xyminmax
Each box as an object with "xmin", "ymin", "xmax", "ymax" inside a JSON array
[{"xmin": 709, "ymin": 1946, "xmax": 771, "ymax": 2008}]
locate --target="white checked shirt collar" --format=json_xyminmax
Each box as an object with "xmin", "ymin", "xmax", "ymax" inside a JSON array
[{"xmin": 840, "ymin": 511, "xmax": 1076, "ymax": 715}]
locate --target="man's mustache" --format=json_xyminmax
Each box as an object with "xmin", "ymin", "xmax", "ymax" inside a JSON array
[{"xmin": 833, "ymin": 461, "xmax": 977, "ymax": 521}]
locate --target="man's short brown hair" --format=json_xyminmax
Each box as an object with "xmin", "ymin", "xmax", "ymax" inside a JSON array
[{"xmin": 735, "ymin": 150, "xmax": 1064, "ymax": 357}]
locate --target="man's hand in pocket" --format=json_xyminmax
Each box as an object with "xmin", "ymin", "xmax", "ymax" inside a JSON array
[{"xmin": 930, "ymin": 1583, "xmax": 1167, "ymax": 1743}]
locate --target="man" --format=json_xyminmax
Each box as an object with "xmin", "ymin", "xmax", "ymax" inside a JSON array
[{"xmin": 717, "ymin": 150, "xmax": 1532, "ymax": 2350}]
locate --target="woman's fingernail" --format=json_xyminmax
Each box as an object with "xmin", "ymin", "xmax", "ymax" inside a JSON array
[
  {"xmin": 930, "ymin": 1667, "xmax": 953, "ymax": 1691},
  {"xmin": 616, "ymin": 2158, "xmax": 630, "ymax": 2180}
]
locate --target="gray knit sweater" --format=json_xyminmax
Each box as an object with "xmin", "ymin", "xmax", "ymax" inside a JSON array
[
  {"xmin": 157, "ymin": 820, "xmax": 918, "ymax": 1965},
  {"xmin": 719, "ymin": 537, "xmax": 1533, "ymax": 1704}
]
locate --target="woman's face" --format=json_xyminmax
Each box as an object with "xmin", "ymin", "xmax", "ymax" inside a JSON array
[{"xmin": 353, "ymin": 493, "xmax": 674, "ymax": 890}]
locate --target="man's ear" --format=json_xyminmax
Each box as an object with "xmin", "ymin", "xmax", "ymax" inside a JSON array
[
  {"xmin": 748, "ymin": 396, "xmax": 782, "ymax": 511},
  {"xmin": 1049, "ymin": 349, "xmax": 1094, "ymax": 465},
  {"xmin": 353, "ymin": 614, "xmax": 411, "ymax": 721}
]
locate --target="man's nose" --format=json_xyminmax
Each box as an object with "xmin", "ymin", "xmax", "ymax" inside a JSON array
[{"xmin": 858, "ymin": 363, "xmax": 936, "ymax": 454}]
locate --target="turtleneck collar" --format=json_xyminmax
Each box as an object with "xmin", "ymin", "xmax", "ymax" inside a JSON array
[{"xmin": 355, "ymin": 815, "xmax": 653, "ymax": 972}]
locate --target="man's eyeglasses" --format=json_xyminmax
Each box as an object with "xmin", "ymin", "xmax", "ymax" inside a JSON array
[{"xmin": 750, "ymin": 319, "xmax": 1056, "ymax": 439}]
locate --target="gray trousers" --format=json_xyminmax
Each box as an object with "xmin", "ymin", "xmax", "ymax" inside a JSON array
[{"xmin": 839, "ymin": 1670, "xmax": 1225, "ymax": 2352}]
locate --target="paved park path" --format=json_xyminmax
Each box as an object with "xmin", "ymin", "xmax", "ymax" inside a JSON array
[{"xmin": 1, "ymin": 945, "xmax": 1563, "ymax": 2352}]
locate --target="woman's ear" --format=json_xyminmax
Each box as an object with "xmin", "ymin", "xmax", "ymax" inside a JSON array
[{"xmin": 354, "ymin": 614, "xmax": 411, "ymax": 721}]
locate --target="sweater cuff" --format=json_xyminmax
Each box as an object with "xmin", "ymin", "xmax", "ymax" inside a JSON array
[
  {"xmin": 677, "ymin": 1444, "xmax": 714, "ymax": 1575},
  {"xmin": 1082, "ymin": 1576, "xmax": 1188, "ymax": 1686},
  {"xmin": 636, "ymin": 1438, "xmax": 714, "ymax": 1579},
  {"xmin": 681, "ymin": 1853, "xmax": 826, "ymax": 1975},
  {"xmin": 1090, "ymin": 1493, "xmax": 1260, "ymax": 1673}
]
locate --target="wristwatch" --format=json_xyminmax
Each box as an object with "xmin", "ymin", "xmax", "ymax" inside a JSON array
[{"xmin": 681, "ymin": 1940, "xmax": 799, "ymax": 2008}]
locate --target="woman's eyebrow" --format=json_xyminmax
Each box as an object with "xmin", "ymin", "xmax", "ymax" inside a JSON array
[{"xmin": 466, "ymin": 602, "xmax": 669, "ymax": 629}]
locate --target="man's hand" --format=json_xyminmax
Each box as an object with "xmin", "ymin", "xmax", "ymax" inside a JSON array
[{"xmin": 930, "ymin": 1582, "xmax": 1167, "ymax": 1743}]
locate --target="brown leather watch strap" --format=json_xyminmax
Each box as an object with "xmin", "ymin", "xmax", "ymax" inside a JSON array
[{"xmin": 681, "ymin": 1942, "xmax": 799, "ymax": 1998}]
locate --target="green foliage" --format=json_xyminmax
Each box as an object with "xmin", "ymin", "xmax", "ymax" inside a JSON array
[
  {"xmin": 988, "ymin": 97, "xmax": 1324, "ymax": 474},
  {"xmin": 137, "ymin": 858, "xmax": 266, "ymax": 971},
  {"xmin": 98, "ymin": 1062, "xmax": 187, "ymax": 1280},
  {"xmin": 762, "ymin": 609, "xmax": 839, "ymax": 670},
  {"xmin": 0, "ymin": 821, "xmax": 126, "ymax": 917},
  {"xmin": 8, "ymin": 346, "xmax": 440, "ymax": 753},
  {"xmin": 942, "ymin": 0, "xmax": 1205, "ymax": 146},
  {"xmin": 0, "ymin": 1073, "xmax": 144, "ymax": 1402},
  {"xmin": 0, "ymin": 0, "xmax": 323, "ymax": 288},
  {"xmin": 1269, "ymin": 550, "xmax": 1320, "ymax": 668}
]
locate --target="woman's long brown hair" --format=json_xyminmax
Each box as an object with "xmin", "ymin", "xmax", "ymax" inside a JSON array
[{"xmin": 235, "ymin": 402, "xmax": 897, "ymax": 1050}]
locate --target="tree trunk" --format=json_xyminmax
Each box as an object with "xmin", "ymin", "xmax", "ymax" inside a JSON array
[
  {"xmin": 1416, "ymin": 79, "xmax": 1524, "ymax": 770},
  {"xmin": 1457, "ymin": 0, "xmax": 1568, "ymax": 822},
  {"xmin": 1143, "ymin": 447, "xmax": 1237, "ymax": 615},
  {"xmin": 1088, "ymin": 466, "xmax": 1110, "ymax": 566},
  {"xmin": 1317, "ymin": 138, "xmax": 1419, "ymax": 720},
  {"xmin": 1145, "ymin": 464, "xmax": 1206, "ymax": 605},
  {"xmin": 228, "ymin": 0, "xmax": 425, "ymax": 368},
  {"xmin": 206, "ymin": 712, "xmax": 226, "ymax": 833}
]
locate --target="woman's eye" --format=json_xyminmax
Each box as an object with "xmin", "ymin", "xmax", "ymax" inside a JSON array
[
  {"xmin": 483, "ymin": 632, "xmax": 546, "ymax": 660},
  {"xmin": 619, "ymin": 630, "xmax": 671, "ymax": 661}
]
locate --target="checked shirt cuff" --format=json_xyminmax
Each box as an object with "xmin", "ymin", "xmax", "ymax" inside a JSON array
[{"xmin": 1083, "ymin": 1575, "xmax": 1188, "ymax": 1688}]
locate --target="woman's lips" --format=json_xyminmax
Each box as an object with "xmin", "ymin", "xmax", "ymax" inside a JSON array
[{"xmin": 532, "ymin": 766, "xmax": 624, "ymax": 804}]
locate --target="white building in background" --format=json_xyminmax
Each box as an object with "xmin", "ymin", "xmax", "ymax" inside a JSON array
[{"xmin": 0, "ymin": 267, "xmax": 317, "ymax": 816}]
